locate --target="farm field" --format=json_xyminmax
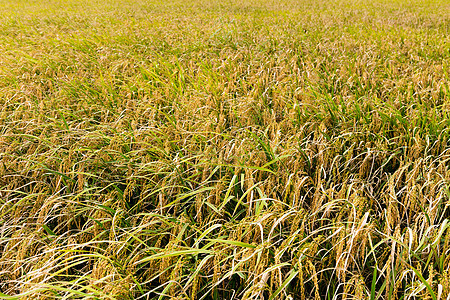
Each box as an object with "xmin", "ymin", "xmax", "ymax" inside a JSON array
[{"xmin": 0, "ymin": 0, "xmax": 450, "ymax": 298}]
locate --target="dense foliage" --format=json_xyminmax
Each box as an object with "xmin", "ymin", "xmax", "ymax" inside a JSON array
[{"xmin": 1, "ymin": 0, "xmax": 450, "ymax": 298}]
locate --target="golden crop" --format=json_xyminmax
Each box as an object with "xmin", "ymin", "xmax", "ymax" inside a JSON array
[{"xmin": 0, "ymin": 0, "xmax": 449, "ymax": 298}]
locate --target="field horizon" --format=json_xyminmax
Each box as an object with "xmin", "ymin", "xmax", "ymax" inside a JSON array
[{"xmin": 1, "ymin": 0, "xmax": 450, "ymax": 299}]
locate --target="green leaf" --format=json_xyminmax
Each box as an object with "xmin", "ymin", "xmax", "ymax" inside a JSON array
[
  {"xmin": 269, "ymin": 269, "xmax": 299, "ymax": 300},
  {"xmin": 42, "ymin": 224, "xmax": 56, "ymax": 236},
  {"xmin": 205, "ymin": 239, "xmax": 256, "ymax": 249}
]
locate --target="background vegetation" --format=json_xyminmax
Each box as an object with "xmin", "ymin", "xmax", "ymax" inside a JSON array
[{"xmin": 1, "ymin": 0, "xmax": 450, "ymax": 298}]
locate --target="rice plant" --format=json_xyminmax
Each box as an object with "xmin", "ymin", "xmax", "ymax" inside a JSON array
[{"xmin": 0, "ymin": 0, "xmax": 450, "ymax": 299}]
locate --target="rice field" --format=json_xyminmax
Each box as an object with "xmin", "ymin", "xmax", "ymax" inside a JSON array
[{"xmin": 1, "ymin": 0, "xmax": 450, "ymax": 298}]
